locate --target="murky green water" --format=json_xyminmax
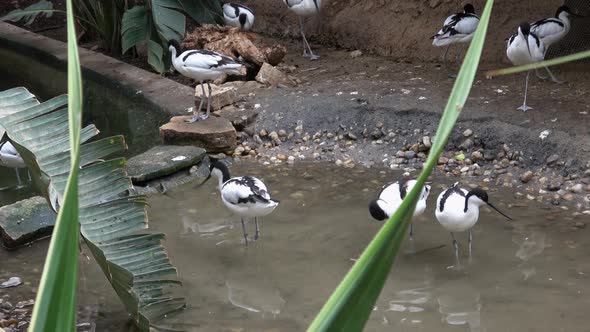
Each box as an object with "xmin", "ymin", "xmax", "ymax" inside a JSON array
[{"xmin": 1, "ymin": 162, "xmax": 589, "ymax": 331}]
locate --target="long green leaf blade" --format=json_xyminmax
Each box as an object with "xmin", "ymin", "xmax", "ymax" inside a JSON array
[
  {"xmin": 307, "ymin": 1, "xmax": 494, "ymax": 331},
  {"xmin": 485, "ymin": 49, "xmax": 590, "ymax": 77},
  {"xmin": 29, "ymin": 0, "xmax": 82, "ymax": 330}
]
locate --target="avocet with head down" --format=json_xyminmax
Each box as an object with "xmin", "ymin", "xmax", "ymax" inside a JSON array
[
  {"xmin": 369, "ymin": 179, "xmax": 431, "ymax": 240},
  {"xmin": 168, "ymin": 40, "xmax": 245, "ymax": 122},
  {"xmin": 531, "ymin": 5, "xmax": 576, "ymax": 83},
  {"xmin": 506, "ymin": 22, "xmax": 545, "ymax": 111},
  {"xmin": 204, "ymin": 161, "xmax": 279, "ymax": 245},
  {"xmin": 283, "ymin": 0, "xmax": 321, "ymax": 60},
  {"xmin": 435, "ymin": 183, "xmax": 512, "ymax": 263},
  {"xmin": 0, "ymin": 141, "xmax": 29, "ymax": 189},
  {"xmin": 223, "ymin": 3, "xmax": 255, "ymax": 31},
  {"xmin": 432, "ymin": 3, "xmax": 479, "ymax": 64}
]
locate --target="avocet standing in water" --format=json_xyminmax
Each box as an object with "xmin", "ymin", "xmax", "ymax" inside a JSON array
[
  {"xmin": 531, "ymin": 5, "xmax": 575, "ymax": 83},
  {"xmin": 435, "ymin": 183, "xmax": 512, "ymax": 263},
  {"xmin": 368, "ymin": 179, "xmax": 431, "ymax": 240},
  {"xmin": 283, "ymin": 0, "xmax": 321, "ymax": 60},
  {"xmin": 0, "ymin": 141, "xmax": 28, "ymax": 188},
  {"xmin": 168, "ymin": 40, "xmax": 245, "ymax": 122},
  {"xmin": 432, "ymin": 3, "xmax": 479, "ymax": 63},
  {"xmin": 506, "ymin": 22, "xmax": 545, "ymax": 111},
  {"xmin": 204, "ymin": 161, "xmax": 279, "ymax": 245},
  {"xmin": 223, "ymin": 3, "xmax": 255, "ymax": 31}
]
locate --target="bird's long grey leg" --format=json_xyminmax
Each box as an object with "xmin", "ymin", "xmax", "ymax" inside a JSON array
[
  {"xmin": 442, "ymin": 45, "xmax": 450, "ymax": 63},
  {"xmin": 468, "ymin": 229, "xmax": 473, "ymax": 263},
  {"xmin": 517, "ymin": 71, "xmax": 532, "ymax": 112},
  {"xmin": 409, "ymin": 222, "xmax": 414, "ymax": 241},
  {"xmin": 241, "ymin": 218, "xmax": 248, "ymax": 246},
  {"xmin": 185, "ymin": 82, "xmax": 206, "ymax": 123},
  {"xmin": 14, "ymin": 168, "xmax": 22, "ymax": 188},
  {"xmin": 535, "ymin": 68, "xmax": 548, "ymax": 80},
  {"xmin": 254, "ymin": 217, "xmax": 260, "ymax": 240},
  {"xmin": 455, "ymin": 44, "xmax": 465, "ymax": 65},
  {"xmin": 300, "ymin": 16, "xmax": 319, "ymax": 60},
  {"xmin": 544, "ymin": 66, "xmax": 565, "ymax": 84},
  {"xmin": 200, "ymin": 82, "xmax": 212, "ymax": 120},
  {"xmin": 451, "ymin": 232, "xmax": 459, "ymax": 265}
]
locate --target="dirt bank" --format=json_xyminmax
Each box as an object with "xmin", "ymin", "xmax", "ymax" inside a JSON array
[{"xmin": 248, "ymin": 0, "xmax": 587, "ymax": 63}]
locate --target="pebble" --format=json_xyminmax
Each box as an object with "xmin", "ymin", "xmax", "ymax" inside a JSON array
[
  {"xmin": 520, "ymin": 171, "xmax": 534, "ymax": 183},
  {"xmin": 269, "ymin": 131, "xmax": 279, "ymax": 141},
  {"xmin": 346, "ymin": 132, "xmax": 358, "ymax": 140},
  {"xmin": 463, "ymin": 129, "xmax": 473, "ymax": 137},
  {"xmin": 278, "ymin": 129, "xmax": 287, "ymax": 137},
  {"xmin": 259, "ymin": 129, "xmax": 268, "ymax": 137},
  {"xmin": 371, "ymin": 130, "xmax": 383, "ymax": 139},
  {"xmin": 547, "ymin": 182, "xmax": 561, "ymax": 191},
  {"xmin": 460, "ymin": 166, "xmax": 470, "ymax": 173},
  {"xmin": 404, "ymin": 151, "xmax": 416, "ymax": 159},
  {"xmin": 471, "ymin": 151, "xmax": 483, "ymax": 161},
  {"xmin": 568, "ymin": 184, "xmax": 584, "ymax": 193},
  {"xmin": 350, "ymin": 50, "xmax": 363, "ymax": 58},
  {"xmin": 422, "ymin": 136, "xmax": 432, "ymax": 148},
  {"xmin": 277, "ymin": 154, "xmax": 287, "ymax": 161},
  {"xmin": 0, "ymin": 277, "xmax": 21, "ymax": 289},
  {"xmin": 563, "ymin": 193, "xmax": 575, "ymax": 201},
  {"xmin": 438, "ymin": 156, "xmax": 449, "ymax": 165},
  {"xmin": 546, "ymin": 154, "xmax": 559, "ymax": 165}
]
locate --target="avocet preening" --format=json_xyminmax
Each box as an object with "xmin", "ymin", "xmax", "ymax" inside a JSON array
[
  {"xmin": 506, "ymin": 22, "xmax": 545, "ymax": 112},
  {"xmin": 0, "ymin": 141, "xmax": 28, "ymax": 188},
  {"xmin": 435, "ymin": 183, "xmax": 512, "ymax": 263},
  {"xmin": 531, "ymin": 5, "xmax": 575, "ymax": 83},
  {"xmin": 204, "ymin": 161, "xmax": 279, "ymax": 245},
  {"xmin": 432, "ymin": 3, "xmax": 479, "ymax": 63},
  {"xmin": 223, "ymin": 3, "xmax": 255, "ymax": 31},
  {"xmin": 168, "ymin": 40, "xmax": 245, "ymax": 122},
  {"xmin": 283, "ymin": 0, "xmax": 321, "ymax": 60},
  {"xmin": 369, "ymin": 180, "xmax": 431, "ymax": 240}
]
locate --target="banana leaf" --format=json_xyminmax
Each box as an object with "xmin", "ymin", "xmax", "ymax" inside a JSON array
[
  {"xmin": 0, "ymin": 0, "xmax": 53, "ymax": 26},
  {"xmin": 0, "ymin": 88, "xmax": 185, "ymax": 330}
]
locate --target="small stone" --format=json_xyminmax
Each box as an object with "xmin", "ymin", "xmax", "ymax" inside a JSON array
[
  {"xmin": 335, "ymin": 159, "xmax": 343, "ymax": 166},
  {"xmin": 463, "ymin": 129, "xmax": 473, "ymax": 137},
  {"xmin": 0, "ymin": 198, "xmax": 56, "ymax": 249},
  {"xmin": 405, "ymin": 151, "xmax": 417, "ymax": 159},
  {"xmin": 287, "ymin": 156, "xmax": 295, "ymax": 162},
  {"xmin": 370, "ymin": 130, "xmax": 383, "ymax": 140},
  {"xmin": 269, "ymin": 131, "xmax": 279, "ymax": 141},
  {"xmin": 563, "ymin": 193, "xmax": 575, "ymax": 201},
  {"xmin": 278, "ymin": 129, "xmax": 287, "ymax": 138},
  {"xmin": 547, "ymin": 182, "xmax": 561, "ymax": 191},
  {"xmin": 259, "ymin": 129, "xmax": 268, "ymax": 137},
  {"xmin": 255, "ymin": 62, "xmax": 296, "ymax": 87},
  {"xmin": 471, "ymin": 151, "xmax": 483, "ymax": 161},
  {"xmin": 422, "ymin": 136, "xmax": 432, "ymax": 148},
  {"xmin": 460, "ymin": 166, "xmax": 470, "ymax": 173},
  {"xmin": 459, "ymin": 138, "xmax": 474, "ymax": 150},
  {"xmin": 346, "ymin": 132, "xmax": 358, "ymax": 140},
  {"xmin": 277, "ymin": 154, "xmax": 287, "ymax": 161},
  {"xmin": 568, "ymin": 184, "xmax": 584, "ymax": 193},
  {"xmin": 438, "ymin": 156, "xmax": 449, "ymax": 165},
  {"xmin": 350, "ymin": 50, "xmax": 363, "ymax": 58},
  {"xmin": 520, "ymin": 171, "xmax": 534, "ymax": 183},
  {"xmin": 546, "ymin": 154, "xmax": 559, "ymax": 165},
  {"xmin": 0, "ymin": 277, "xmax": 22, "ymax": 289},
  {"xmin": 194, "ymin": 84, "xmax": 241, "ymax": 111},
  {"xmin": 376, "ymin": 121, "xmax": 384, "ymax": 128}
]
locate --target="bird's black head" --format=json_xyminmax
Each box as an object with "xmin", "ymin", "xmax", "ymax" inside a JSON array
[
  {"xmin": 467, "ymin": 187, "xmax": 488, "ymax": 203},
  {"xmin": 168, "ymin": 39, "xmax": 181, "ymax": 53},
  {"xmin": 464, "ymin": 3, "xmax": 475, "ymax": 14},
  {"xmin": 368, "ymin": 200, "xmax": 388, "ymax": 221},
  {"xmin": 556, "ymin": 5, "xmax": 571, "ymax": 17},
  {"xmin": 518, "ymin": 22, "xmax": 531, "ymax": 36},
  {"xmin": 209, "ymin": 160, "xmax": 231, "ymax": 183}
]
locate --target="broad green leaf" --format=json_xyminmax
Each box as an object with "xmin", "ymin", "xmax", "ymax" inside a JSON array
[
  {"xmin": 0, "ymin": 0, "xmax": 54, "ymax": 25},
  {"xmin": 486, "ymin": 49, "xmax": 590, "ymax": 77},
  {"xmin": 179, "ymin": 0, "xmax": 223, "ymax": 24},
  {"xmin": 147, "ymin": 38, "xmax": 166, "ymax": 73},
  {"xmin": 121, "ymin": 5, "xmax": 149, "ymax": 54},
  {"xmin": 307, "ymin": 1, "xmax": 495, "ymax": 331}
]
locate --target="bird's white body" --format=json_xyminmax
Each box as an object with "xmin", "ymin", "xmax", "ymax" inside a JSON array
[
  {"xmin": 531, "ymin": 10, "xmax": 571, "ymax": 50},
  {"xmin": 212, "ymin": 169, "xmax": 279, "ymax": 218},
  {"xmin": 284, "ymin": 0, "xmax": 321, "ymax": 17},
  {"xmin": 435, "ymin": 187, "xmax": 485, "ymax": 233},
  {"xmin": 0, "ymin": 141, "xmax": 25, "ymax": 169},
  {"xmin": 506, "ymin": 30, "xmax": 545, "ymax": 66},
  {"xmin": 223, "ymin": 3, "xmax": 255, "ymax": 31},
  {"xmin": 432, "ymin": 12, "xmax": 479, "ymax": 47},
  {"xmin": 373, "ymin": 180, "xmax": 430, "ymax": 219},
  {"xmin": 169, "ymin": 48, "xmax": 243, "ymax": 83}
]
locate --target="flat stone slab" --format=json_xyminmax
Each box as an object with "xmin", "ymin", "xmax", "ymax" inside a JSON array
[
  {"xmin": 194, "ymin": 84, "xmax": 242, "ymax": 111},
  {"xmin": 0, "ymin": 196, "xmax": 56, "ymax": 249},
  {"xmin": 126, "ymin": 145, "xmax": 206, "ymax": 182},
  {"xmin": 216, "ymin": 105, "xmax": 259, "ymax": 131},
  {"xmin": 159, "ymin": 116, "xmax": 237, "ymax": 153}
]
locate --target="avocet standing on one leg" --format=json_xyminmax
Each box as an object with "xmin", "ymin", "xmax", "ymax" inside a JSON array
[
  {"xmin": 168, "ymin": 40, "xmax": 245, "ymax": 122},
  {"xmin": 283, "ymin": 0, "xmax": 321, "ymax": 60},
  {"xmin": 506, "ymin": 22, "xmax": 545, "ymax": 112},
  {"xmin": 531, "ymin": 5, "xmax": 575, "ymax": 83},
  {"xmin": 435, "ymin": 183, "xmax": 512, "ymax": 264},
  {"xmin": 0, "ymin": 141, "xmax": 28, "ymax": 188},
  {"xmin": 204, "ymin": 161, "xmax": 279, "ymax": 245},
  {"xmin": 432, "ymin": 3, "xmax": 479, "ymax": 64},
  {"xmin": 368, "ymin": 179, "xmax": 431, "ymax": 240},
  {"xmin": 223, "ymin": 3, "xmax": 255, "ymax": 31}
]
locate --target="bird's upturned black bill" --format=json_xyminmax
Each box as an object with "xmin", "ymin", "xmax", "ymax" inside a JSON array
[
  {"xmin": 194, "ymin": 173, "xmax": 212, "ymax": 188},
  {"xmin": 487, "ymin": 202, "xmax": 513, "ymax": 220}
]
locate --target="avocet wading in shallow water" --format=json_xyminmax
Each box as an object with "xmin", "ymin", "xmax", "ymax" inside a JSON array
[
  {"xmin": 0, "ymin": 140, "xmax": 29, "ymax": 189},
  {"xmin": 435, "ymin": 183, "xmax": 512, "ymax": 264},
  {"xmin": 223, "ymin": 3, "xmax": 255, "ymax": 31},
  {"xmin": 432, "ymin": 3, "xmax": 479, "ymax": 64},
  {"xmin": 203, "ymin": 161, "xmax": 279, "ymax": 245},
  {"xmin": 168, "ymin": 40, "xmax": 245, "ymax": 122},
  {"xmin": 369, "ymin": 179, "xmax": 431, "ymax": 240},
  {"xmin": 531, "ymin": 5, "xmax": 576, "ymax": 83},
  {"xmin": 506, "ymin": 22, "xmax": 545, "ymax": 112},
  {"xmin": 283, "ymin": 0, "xmax": 321, "ymax": 60}
]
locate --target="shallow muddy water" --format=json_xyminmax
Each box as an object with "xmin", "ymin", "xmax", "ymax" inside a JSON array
[{"xmin": 1, "ymin": 162, "xmax": 589, "ymax": 331}]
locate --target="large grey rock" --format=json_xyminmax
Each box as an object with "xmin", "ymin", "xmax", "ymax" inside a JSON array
[
  {"xmin": 159, "ymin": 116, "xmax": 237, "ymax": 153},
  {"xmin": 127, "ymin": 145, "xmax": 206, "ymax": 183},
  {"xmin": 0, "ymin": 197, "xmax": 56, "ymax": 249}
]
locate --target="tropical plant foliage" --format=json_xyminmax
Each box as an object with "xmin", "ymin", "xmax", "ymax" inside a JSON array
[
  {"xmin": 0, "ymin": 1, "xmax": 184, "ymax": 330},
  {"xmin": 121, "ymin": 0, "xmax": 223, "ymax": 72},
  {"xmin": 74, "ymin": 0, "xmax": 125, "ymax": 54},
  {"xmin": 306, "ymin": 1, "xmax": 495, "ymax": 331},
  {"xmin": 0, "ymin": 0, "xmax": 53, "ymax": 25}
]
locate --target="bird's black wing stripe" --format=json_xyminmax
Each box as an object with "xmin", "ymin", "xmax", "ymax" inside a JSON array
[
  {"xmin": 182, "ymin": 51, "xmax": 200, "ymax": 62},
  {"xmin": 399, "ymin": 179, "xmax": 410, "ymax": 200},
  {"xmin": 313, "ymin": 0, "xmax": 320, "ymax": 13},
  {"xmin": 377, "ymin": 180, "xmax": 399, "ymax": 198},
  {"xmin": 183, "ymin": 49, "xmax": 238, "ymax": 68},
  {"xmin": 232, "ymin": 3, "xmax": 254, "ymax": 14},
  {"xmin": 230, "ymin": 3, "xmax": 240, "ymax": 17},
  {"xmin": 532, "ymin": 33, "xmax": 541, "ymax": 48},
  {"xmin": 532, "ymin": 18, "xmax": 564, "ymax": 28},
  {"xmin": 439, "ymin": 185, "xmax": 465, "ymax": 212}
]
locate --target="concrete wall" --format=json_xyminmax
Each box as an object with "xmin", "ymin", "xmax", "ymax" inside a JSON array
[{"xmin": 247, "ymin": 0, "xmax": 578, "ymax": 63}]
